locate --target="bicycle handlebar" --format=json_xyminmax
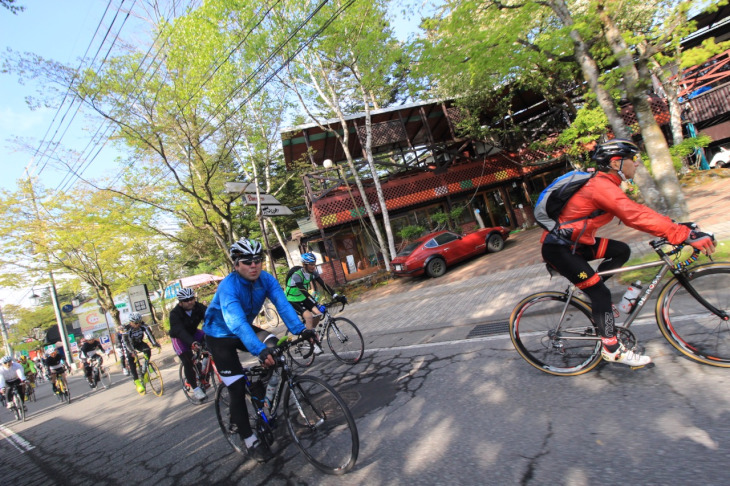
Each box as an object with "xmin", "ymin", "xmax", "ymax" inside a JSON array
[{"xmin": 323, "ymin": 300, "xmax": 347, "ymax": 313}]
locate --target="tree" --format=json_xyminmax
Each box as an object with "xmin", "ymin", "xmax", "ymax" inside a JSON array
[
  {"xmin": 419, "ymin": 0, "xmax": 705, "ymax": 219},
  {"xmin": 0, "ymin": 178, "xmax": 160, "ymax": 327},
  {"xmin": 0, "ymin": 0, "xmax": 24, "ymax": 15},
  {"xmin": 3, "ymin": 2, "xmax": 297, "ymax": 273},
  {"xmin": 273, "ymin": 0, "xmax": 410, "ymax": 268}
]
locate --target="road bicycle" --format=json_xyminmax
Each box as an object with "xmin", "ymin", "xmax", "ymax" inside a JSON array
[
  {"xmin": 509, "ymin": 239, "xmax": 730, "ymax": 376},
  {"xmin": 89, "ymin": 357, "xmax": 112, "ymax": 389},
  {"xmin": 285, "ymin": 301, "xmax": 364, "ymax": 367},
  {"xmin": 7, "ymin": 382, "xmax": 26, "ymax": 422},
  {"xmin": 179, "ymin": 344, "xmax": 219, "ymax": 404},
  {"xmin": 215, "ymin": 335, "xmax": 359, "ymax": 475},
  {"xmin": 255, "ymin": 299, "xmax": 281, "ymax": 329},
  {"xmin": 129, "ymin": 349, "xmax": 164, "ymax": 396},
  {"xmin": 24, "ymin": 376, "xmax": 37, "ymax": 403},
  {"xmin": 51, "ymin": 369, "xmax": 71, "ymax": 404}
]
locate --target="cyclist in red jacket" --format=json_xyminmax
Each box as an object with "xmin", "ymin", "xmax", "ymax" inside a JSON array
[{"xmin": 541, "ymin": 139, "xmax": 715, "ymax": 367}]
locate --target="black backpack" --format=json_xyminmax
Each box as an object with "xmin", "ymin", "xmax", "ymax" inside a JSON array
[{"xmin": 284, "ymin": 266, "xmax": 302, "ymax": 287}]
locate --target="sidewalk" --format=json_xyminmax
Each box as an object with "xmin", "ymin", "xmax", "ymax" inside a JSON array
[{"xmin": 336, "ymin": 176, "xmax": 730, "ymax": 349}]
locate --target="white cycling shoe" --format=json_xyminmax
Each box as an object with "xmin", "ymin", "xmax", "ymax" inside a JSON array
[
  {"xmin": 601, "ymin": 344, "xmax": 652, "ymax": 367},
  {"xmin": 192, "ymin": 387, "xmax": 207, "ymax": 401}
]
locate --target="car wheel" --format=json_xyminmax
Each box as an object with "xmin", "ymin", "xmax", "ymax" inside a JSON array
[
  {"xmin": 486, "ymin": 233, "xmax": 505, "ymax": 253},
  {"xmin": 425, "ymin": 258, "xmax": 447, "ymax": 278}
]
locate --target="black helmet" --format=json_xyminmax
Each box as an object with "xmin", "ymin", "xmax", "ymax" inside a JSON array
[{"xmin": 592, "ymin": 139, "xmax": 640, "ymax": 166}]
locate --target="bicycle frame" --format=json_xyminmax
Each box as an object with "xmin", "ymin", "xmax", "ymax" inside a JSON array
[
  {"xmin": 555, "ymin": 240, "xmax": 729, "ymax": 337},
  {"xmin": 194, "ymin": 347, "xmax": 222, "ymax": 385}
]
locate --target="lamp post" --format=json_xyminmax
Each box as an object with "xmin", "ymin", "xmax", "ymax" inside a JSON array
[{"xmin": 31, "ymin": 271, "xmax": 74, "ymax": 365}]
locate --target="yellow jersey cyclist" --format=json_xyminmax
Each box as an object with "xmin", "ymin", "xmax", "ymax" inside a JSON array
[
  {"xmin": 203, "ymin": 237, "xmax": 317, "ymax": 462},
  {"xmin": 285, "ymin": 253, "xmax": 347, "ymax": 354},
  {"xmin": 44, "ymin": 347, "xmax": 70, "ymax": 396}
]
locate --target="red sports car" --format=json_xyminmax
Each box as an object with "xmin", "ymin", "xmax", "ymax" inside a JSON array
[{"xmin": 391, "ymin": 227, "xmax": 510, "ymax": 278}]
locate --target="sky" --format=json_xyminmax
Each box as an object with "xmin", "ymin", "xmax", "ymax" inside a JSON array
[{"xmin": 0, "ymin": 1, "xmax": 137, "ymax": 194}]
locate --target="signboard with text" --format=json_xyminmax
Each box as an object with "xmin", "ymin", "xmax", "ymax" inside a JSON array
[
  {"xmin": 261, "ymin": 205, "xmax": 294, "ymax": 216},
  {"xmin": 127, "ymin": 284, "xmax": 152, "ymax": 319},
  {"xmin": 242, "ymin": 193, "xmax": 281, "ymax": 205}
]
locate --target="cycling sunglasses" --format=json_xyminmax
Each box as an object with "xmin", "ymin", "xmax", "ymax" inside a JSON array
[
  {"xmin": 179, "ymin": 297, "xmax": 195, "ymax": 303},
  {"xmin": 236, "ymin": 256, "xmax": 264, "ymax": 266}
]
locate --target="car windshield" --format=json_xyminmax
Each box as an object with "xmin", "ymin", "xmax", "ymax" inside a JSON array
[{"xmin": 397, "ymin": 241, "xmax": 423, "ymax": 257}]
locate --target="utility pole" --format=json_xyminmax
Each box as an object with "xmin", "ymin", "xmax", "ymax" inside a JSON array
[
  {"xmin": 0, "ymin": 304, "xmax": 12, "ymax": 356},
  {"xmin": 26, "ymin": 174, "xmax": 73, "ymax": 364},
  {"xmin": 48, "ymin": 270, "xmax": 73, "ymax": 365}
]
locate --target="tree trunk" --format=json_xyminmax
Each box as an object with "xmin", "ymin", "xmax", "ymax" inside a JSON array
[
  {"xmin": 599, "ymin": 4, "xmax": 688, "ymax": 220},
  {"xmin": 548, "ymin": 0, "xmax": 666, "ymax": 212},
  {"xmin": 357, "ymin": 81, "xmax": 397, "ymax": 261}
]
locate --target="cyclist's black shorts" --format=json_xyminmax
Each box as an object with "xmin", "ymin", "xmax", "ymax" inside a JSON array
[
  {"xmin": 205, "ymin": 327, "xmax": 276, "ymax": 380},
  {"xmin": 289, "ymin": 297, "xmax": 317, "ymax": 315}
]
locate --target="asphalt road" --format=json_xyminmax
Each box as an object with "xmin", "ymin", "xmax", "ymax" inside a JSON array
[{"xmin": 2, "ymin": 327, "xmax": 730, "ymax": 485}]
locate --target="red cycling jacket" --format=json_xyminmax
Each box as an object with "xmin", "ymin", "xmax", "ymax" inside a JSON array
[{"xmin": 541, "ymin": 172, "xmax": 690, "ymax": 246}]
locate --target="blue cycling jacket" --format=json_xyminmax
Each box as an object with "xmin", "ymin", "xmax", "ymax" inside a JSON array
[{"xmin": 202, "ymin": 270, "xmax": 305, "ymax": 357}]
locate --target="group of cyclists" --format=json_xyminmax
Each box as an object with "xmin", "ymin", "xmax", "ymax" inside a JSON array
[{"xmin": 1, "ymin": 139, "xmax": 718, "ymax": 466}]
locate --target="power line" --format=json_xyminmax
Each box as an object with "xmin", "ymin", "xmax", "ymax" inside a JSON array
[{"xmin": 29, "ymin": 0, "xmax": 127, "ymax": 178}]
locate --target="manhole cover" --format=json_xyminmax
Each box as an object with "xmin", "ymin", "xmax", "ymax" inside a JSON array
[{"xmin": 466, "ymin": 322, "xmax": 509, "ymax": 339}]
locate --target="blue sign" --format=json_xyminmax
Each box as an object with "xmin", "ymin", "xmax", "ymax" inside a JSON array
[
  {"xmin": 62, "ymin": 304, "xmax": 74, "ymax": 313},
  {"xmin": 163, "ymin": 282, "xmax": 182, "ymax": 300},
  {"xmin": 100, "ymin": 335, "xmax": 110, "ymax": 344}
]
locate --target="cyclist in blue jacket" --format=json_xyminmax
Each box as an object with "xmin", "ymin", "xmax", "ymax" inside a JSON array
[{"xmin": 203, "ymin": 237, "xmax": 316, "ymax": 462}]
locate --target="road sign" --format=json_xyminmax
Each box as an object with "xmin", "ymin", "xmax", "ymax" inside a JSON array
[
  {"xmin": 68, "ymin": 334, "xmax": 75, "ymax": 343},
  {"xmin": 128, "ymin": 284, "xmax": 151, "ymax": 316},
  {"xmin": 62, "ymin": 304, "xmax": 73, "ymax": 313},
  {"xmin": 261, "ymin": 205, "xmax": 294, "ymax": 216},
  {"xmin": 224, "ymin": 182, "xmax": 258, "ymax": 193},
  {"xmin": 101, "ymin": 335, "xmax": 110, "ymax": 344},
  {"xmin": 242, "ymin": 193, "xmax": 281, "ymax": 205}
]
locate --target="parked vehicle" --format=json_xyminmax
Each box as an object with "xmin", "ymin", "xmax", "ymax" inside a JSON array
[
  {"xmin": 391, "ymin": 227, "xmax": 510, "ymax": 278},
  {"xmin": 709, "ymin": 146, "xmax": 730, "ymax": 168}
]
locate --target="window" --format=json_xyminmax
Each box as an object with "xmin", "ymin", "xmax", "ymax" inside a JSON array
[
  {"xmin": 424, "ymin": 238, "xmax": 438, "ymax": 248},
  {"xmin": 433, "ymin": 232, "xmax": 459, "ymax": 245}
]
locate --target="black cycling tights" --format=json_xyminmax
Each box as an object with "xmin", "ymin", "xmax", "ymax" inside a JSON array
[{"xmin": 542, "ymin": 238, "xmax": 630, "ymax": 339}]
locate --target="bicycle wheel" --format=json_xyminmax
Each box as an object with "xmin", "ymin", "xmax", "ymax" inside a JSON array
[
  {"xmin": 286, "ymin": 331, "xmax": 315, "ymax": 368},
  {"xmin": 214, "ymin": 384, "xmax": 246, "ymax": 455},
  {"xmin": 99, "ymin": 367, "xmax": 112, "ymax": 389},
  {"xmin": 13, "ymin": 393, "xmax": 25, "ymax": 422},
  {"xmin": 257, "ymin": 301, "xmax": 281, "ymax": 328},
  {"xmin": 656, "ymin": 263, "xmax": 730, "ymax": 366},
  {"xmin": 146, "ymin": 361, "xmax": 164, "ymax": 396},
  {"xmin": 326, "ymin": 318, "xmax": 364, "ymax": 365},
  {"xmin": 25, "ymin": 384, "xmax": 36, "ymax": 403},
  {"xmin": 509, "ymin": 291, "xmax": 602, "ymax": 376},
  {"xmin": 58, "ymin": 379, "xmax": 71, "ymax": 404},
  {"xmin": 284, "ymin": 375, "xmax": 359, "ymax": 475}
]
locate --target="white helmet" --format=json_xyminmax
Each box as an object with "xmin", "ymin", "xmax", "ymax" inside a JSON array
[
  {"xmin": 229, "ymin": 237, "xmax": 262, "ymax": 261},
  {"xmin": 83, "ymin": 332, "xmax": 94, "ymax": 341},
  {"xmin": 128, "ymin": 312, "xmax": 143, "ymax": 323},
  {"xmin": 0, "ymin": 355, "xmax": 12, "ymax": 364},
  {"xmin": 177, "ymin": 288, "xmax": 195, "ymax": 301}
]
